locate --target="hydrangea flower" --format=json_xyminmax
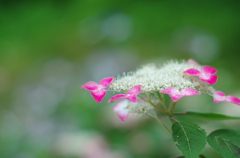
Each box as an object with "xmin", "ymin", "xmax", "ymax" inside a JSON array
[
  {"xmin": 213, "ymin": 91, "xmax": 240, "ymax": 105},
  {"xmin": 160, "ymin": 87, "xmax": 200, "ymax": 102},
  {"xmin": 183, "ymin": 66, "xmax": 218, "ymax": 85},
  {"xmin": 81, "ymin": 59, "xmax": 240, "ymax": 121},
  {"xmin": 81, "ymin": 77, "xmax": 114, "ymax": 103}
]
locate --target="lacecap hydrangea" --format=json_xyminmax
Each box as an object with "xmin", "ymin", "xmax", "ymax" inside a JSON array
[{"xmin": 81, "ymin": 59, "xmax": 240, "ymax": 121}]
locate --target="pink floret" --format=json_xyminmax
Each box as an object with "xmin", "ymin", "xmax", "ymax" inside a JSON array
[
  {"xmin": 184, "ymin": 65, "xmax": 218, "ymax": 85},
  {"xmin": 81, "ymin": 81, "xmax": 99, "ymax": 90},
  {"xmin": 99, "ymin": 77, "xmax": 114, "ymax": 88},
  {"xmin": 160, "ymin": 87, "xmax": 200, "ymax": 102},
  {"xmin": 186, "ymin": 59, "xmax": 199, "ymax": 66},
  {"xmin": 213, "ymin": 91, "xmax": 240, "ymax": 105},
  {"xmin": 91, "ymin": 90, "xmax": 107, "ymax": 103},
  {"xmin": 113, "ymin": 100, "xmax": 129, "ymax": 121},
  {"xmin": 81, "ymin": 77, "xmax": 114, "ymax": 103},
  {"xmin": 202, "ymin": 66, "xmax": 217, "ymax": 75},
  {"xmin": 183, "ymin": 69, "xmax": 201, "ymax": 76},
  {"xmin": 108, "ymin": 85, "xmax": 142, "ymax": 103}
]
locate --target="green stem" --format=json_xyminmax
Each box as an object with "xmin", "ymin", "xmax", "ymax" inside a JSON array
[
  {"xmin": 154, "ymin": 92, "xmax": 168, "ymax": 111},
  {"xmin": 138, "ymin": 95, "xmax": 166, "ymax": 114},
  {"xmin": 154, "ymin": 115, "xmax": 172, "ymax": 134},
  {"xmin": 173, "ymin": 112, "xmax": 187, "ymax": 115},
  {"xmin": 168, "ymin": 100, "xmax": 173, "ymax": 112},
  {"xmin": 170, "ymin": 117, "xmax": 179, "ymax": 123},
  {"xmin": 170, "ymin": 102, "xmax": 177, "ymax": 116},
  {"xmin": 160, "ymin": 93, "xmax": 165, "ymax": 104}
]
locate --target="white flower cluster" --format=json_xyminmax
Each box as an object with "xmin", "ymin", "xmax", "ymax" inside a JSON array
[
  {"xmin": 110, "ymin": 60, "xmax": 215, "ymax": 94},
  {"xmin": 127, "ymin": 100, "xmax": 155, "ymax": 117}
]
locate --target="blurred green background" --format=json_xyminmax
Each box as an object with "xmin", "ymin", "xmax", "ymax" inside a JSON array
[{"xmin": 0, "ymin": 0, "xmax": 240, "ymax": 157}]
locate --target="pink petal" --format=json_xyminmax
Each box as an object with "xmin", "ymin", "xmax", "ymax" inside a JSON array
[
  {"xmin": 186, "ymin": 59, "xmax": 199, "ymax": 66},
  {"xmin": 161, "ymin": 87, "xmax": 182, "ymax": 102},
  {"xmin": 181, "ymin": 88, "xmax": 200, "ymax": 96},
  {"xmin": 160, "ymin": 87, "xmax": 178, "ymax": 94},
  {"xmin": 99, "ymin": 77, "xmax": 114, "ymax": 88},
  {"xmin": 202, "ymin": 66, "xmax": 217, "ymax": 75},
  {"xmin": 108, "ymin": 94, "xmax": 126, "ymax": 103},
  {"xmin": 226, "ymin": 96, "xmax": 240, "ymax": 105},
  {"xmin": 161, "ymin": 87, "xmax": 200, "ymax": 102},
  {"xmin": 81, "ymin": 81, "xmax": 99, "ymax": 90},
  {"xmin": 200, "ymin": 75, "xmax": 218, "ymax": 85},
  {"xmin": 90, "ymin": 90, "xmax": 107, "ymax": 103},
  {"xmin": 125, "ymin": 95, "xmax": 137, "ymax": 103},
  {"xmin": 117, "ymin": 109, "xmax": 129, "ymax": 121},
  {"xmin": 183, "ymin": 69, "xmax": 201, "ymax": 76},
  {"xmin": 127, "ymin": 85, "xmax": 142, "ymax": 95},
  {"xmin": 213, "ymin": 91, "xmax": 226, "ymax": 103},
  {"xmin": 215, "ymin": 91, "xmax": 225, "ymax": 96},
  {"xmin": 170, "ymin": 94, "xmax": 184, "ymax": 102},
  {"xmin": 113, "ymin": 100, "xmax": 128, "ymax": 112}
]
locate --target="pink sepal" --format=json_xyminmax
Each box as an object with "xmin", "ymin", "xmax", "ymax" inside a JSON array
[
  {"xmin": 200, "ymin": 75, "xmax": 218, "ymax": 85},
  {"xmin": 91, "ymin": 90, "xmax": 107, "ymax": 103},
  {"xmin": 108, "ymin": 85, "xmax": 142, "ymax": 103},
  {"xmin": 127, "ymin": 85, "xmax": 142, "ymax": 95},
  {"xmin": 202, "ymin": 66, "xmax": 217, "ymax": 75},
  {"xmin": 126, "ymin": 95, "xmax": 137, "ymax": 103},
  {"xmin": 81, "ymin": 77, "xmax": 114, "ymax": 103},
  {"xmin": 184, "ymin": 69, "xmax": 201, "ymax": 76},
  {"xmin": 113, "ymin": 99, "xmax": 128, "ymax": 111},
  {"xmin": 181, "ymin": 88, "xmax": 201, "ymax": 96},
  {"xmin": 184, "ymin": 65, "xmax": 218, "ymax": 85},
  {"xmin": 81, "ymin": 81, "xmax": 98, "ymax": 90},
  {"xmin": 213, "ymin": 91, "xmax": 226, "ymax": 103},
  {"xmin": 113, "ymin": 100, "xmax": 129, "ymax": 121},
  {"xmin": 99, "ymin": 77, "xmax": 114, "ymax": 88},
  {"xmin": 108, "ymin": 94, "xmax": 126, "ymax": 103},
  {"xmin": 117, "ymin": 109, "xmax": 129, "ymax": 121},
  {"xmin": 186, "ymin": 59, "xmax": 199, "ymax": 66},
  {"xmin": 213, "ymin": 91, "xmax": 240, "ymax": 105},
  {"xmin": 160, "ymin": 87, "xmax": 176, "ymax": 94},
  {"xmin": 171, "ymin": 94, "xmax": 184, "ymax": 102},
  {"xmin": 160, "ymin": 87, "xmax": 200, "ymax": 102},
  {"xmin": 226, "ymin": 96, "xmax": 240, "ymax": 105}
]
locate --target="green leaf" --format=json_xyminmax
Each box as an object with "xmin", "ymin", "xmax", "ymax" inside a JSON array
[
  {"xmin": 207, "ymin": 129, "xmax": 240, "ymax": 158},
  {"xmin": 172, "ymin": 121, "xmax": 207, "ymax": 158},
  {"xmin": 176, "ymin": 111, "xmax": 240, "ymax": 120}
]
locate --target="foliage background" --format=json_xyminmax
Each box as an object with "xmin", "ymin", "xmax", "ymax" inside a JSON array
[{"xmin": 0, "ymin": 0, "xmax": 240, "ymax": 157}]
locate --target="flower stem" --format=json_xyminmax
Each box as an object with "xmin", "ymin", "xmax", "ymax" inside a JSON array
[
  {"xmin": 138, "ymin": 95, "xmax": 166, "ymax": 114},
  {"xmin": 173, "ymin": 112, "xmax": 187, "ymax": 115},
  {"xmin": 170, "ymin": 102, "xmax": 177, "ymax": 116},
  {"xmin": 154, "ymin": 92, "xmax": 168, "ymax": 111},
  {"xmin": 154, "ymin": 115, "xmax": 172, "ymax": 134}
]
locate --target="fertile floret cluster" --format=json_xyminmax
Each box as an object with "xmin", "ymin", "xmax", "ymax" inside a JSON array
[{"xmin": 81, "ymin": 59, "xmax": 240, "ymax": 121}]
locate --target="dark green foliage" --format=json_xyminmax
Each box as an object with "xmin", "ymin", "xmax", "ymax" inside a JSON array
[
  {"xmin": 207, "ymin": 129, "xmax": 240, "ymax": 158},
  {"xmin": 181, "ymin": 111, "xmax": 240, "ymax": 120},
  {"xmin": 172, "ymin": 122, "xmax": 207, "ymax": 158}
]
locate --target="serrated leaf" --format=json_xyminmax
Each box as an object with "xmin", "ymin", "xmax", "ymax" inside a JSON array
[
  {"xmin": 207, "ymin": 129, "xmax": 240, "ymax": 158},
  {"xmin": 177, "ymin": 111, "xmax": 240, "ymax": 120},
  {"xmin": 172, "ymin": 121, "xmax": 207, "ymax": 158}
]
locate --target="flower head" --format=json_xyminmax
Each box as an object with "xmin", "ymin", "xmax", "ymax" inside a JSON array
[
  {"xmin": 110, "ymin": 60, "xmax": 213, "ymax": 94},
  {"xmin": 108, "ymin": 85, "xmax": 141, "ymax": 103},
  {"xmin": 160, "ymin": 87, "xmax": 201, "ymax": 102},
  {"xmin": 184, "ymin": 66, "xmax": 218, "ymax": 85},
  {"xmin": 213, "ymin": 91, "xmax": 240, "ymax": 105},
  {"xmin": 81, "ymin": 77, "xmax": 114, "ymax": 103}
]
